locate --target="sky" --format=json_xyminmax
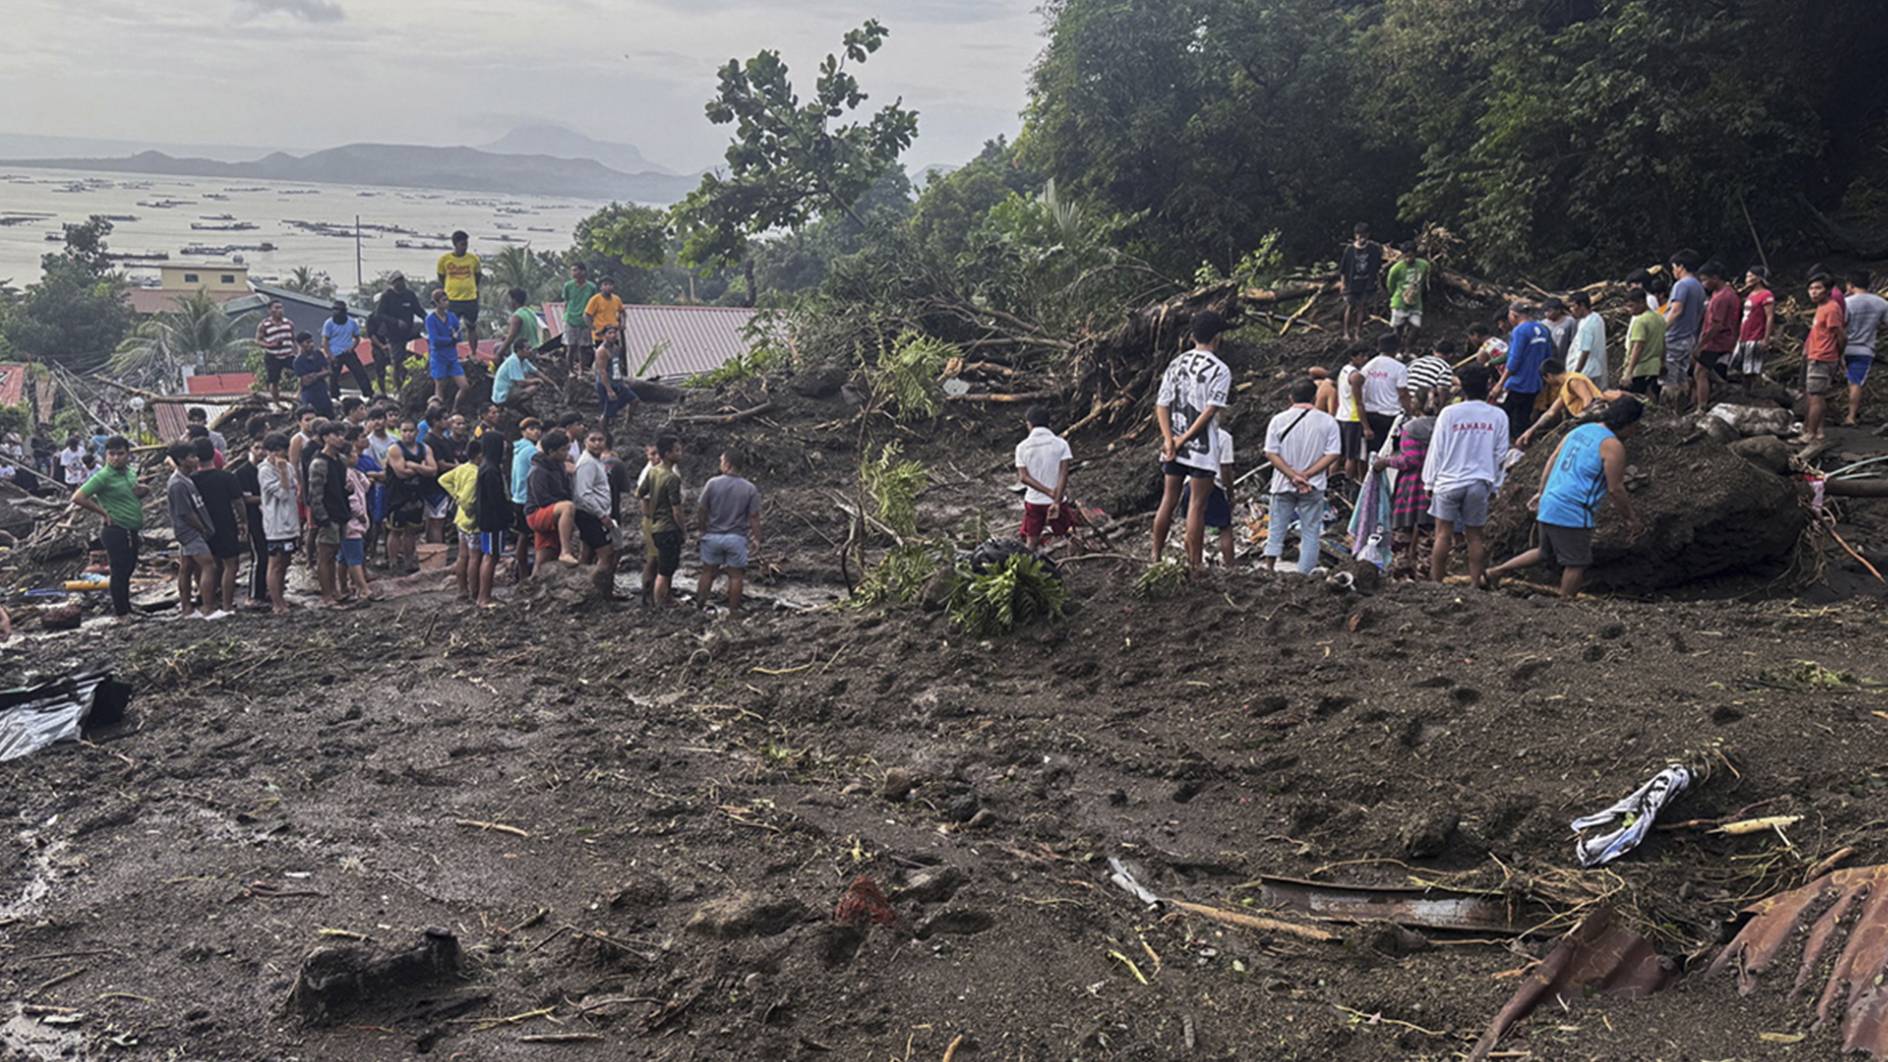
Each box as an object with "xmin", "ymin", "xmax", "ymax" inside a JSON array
[{"xmin": 1, "ymin": 0, "xmax": 1044, "ymax": 173}]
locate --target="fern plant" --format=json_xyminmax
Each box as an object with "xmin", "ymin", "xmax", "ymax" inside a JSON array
[{"xmin": 947, "ymin": 554, "xmax": 1067, "ymax": 636}]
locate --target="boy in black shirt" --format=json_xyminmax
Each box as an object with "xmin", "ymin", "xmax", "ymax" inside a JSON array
[{"xmin": 191, "ymin": 437, "xmax": 244, "ymax": 618}]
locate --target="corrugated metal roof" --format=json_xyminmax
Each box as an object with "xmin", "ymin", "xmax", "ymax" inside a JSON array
[
  {"xmin": 542, "ymin": 302, "xmax": 567, "ymax": 340},
  {"xmin": 185, "ymin": 372, "xmax": 256, "ymax": 396},
  {"xmin": 618, "ymin": 305, "xmax": 766, "ymax": 380},
  {"xmin": 0, "ymin": 363, "xmax": 28, "ymax": 408}
]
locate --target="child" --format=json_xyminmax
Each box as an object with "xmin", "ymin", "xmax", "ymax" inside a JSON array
[
  {"xmin": 1177, "ymin": 428, "xmax": 1237, "ymax": 565},
  {"xmin": 166, "ymin": 441, "xmax": 219, "ymax": 620},
  {"xmin": 1014, "ymin": 406, "xmax": 1073, "ymax": 549},
  {"xmin": 438, "ymin": 438, "xmax": 483, "ymax": 601},
  {"xmin": 258, "ymin": 433, "xmax": 301, "ymax": 614},
  {"xmin": 342, "ymin": 427, "xmax": 375, "ymax": 602},
  {"xmin": 1376, "ymin": 412, "xmax": 1436, "ymax": 579},
  {"xmin": 472, "ymin": 433, "xmax": 511, "ymax": 607}
]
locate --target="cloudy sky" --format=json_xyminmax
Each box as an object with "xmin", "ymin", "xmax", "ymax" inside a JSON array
[{"xmin": 3, "ymin": 0, "xmax": 1044, "ymax": 171}]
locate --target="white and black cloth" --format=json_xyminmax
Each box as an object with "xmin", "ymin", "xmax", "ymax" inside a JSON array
[
  {"xmin": 1569, "ymin": 764, "xmax": 1693, "ymax": 868},
  {"xmin": 1156, "ymin": 348, "xmax": 1232, "ymax": 475}
]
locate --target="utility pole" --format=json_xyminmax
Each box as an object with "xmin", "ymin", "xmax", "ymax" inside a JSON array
[{"xmin": 355, "ymin": 215, "xmax": 364, "ymax": 290}]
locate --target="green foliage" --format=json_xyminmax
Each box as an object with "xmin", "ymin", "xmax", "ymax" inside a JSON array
[
  {"xmin": 862, "ymin": 442, "xmax": 927, "ymax": 539},
  {"xmin": 1134, "ymin": 559, "xmax": 1190, "ymax": 599},
  {"xmin": 866, "ymin": 331, "xmax": 952, "ymax": 422},
  {"xmin": 947, "ymin": 554, "xmax": 1068, "ymax": 637},
  {"xmin": 854, "ymin": 539, "xmax": 953, "ymax": 607},
  {"xmin": 111, "ymin": 289, "xmax": 260, "ymax": 388},
  {"xmin": 0, "ymin": 404, "xmax": 28, "ymax": 439},
  {"xmin": 687, "ymin": 344, "xmax": 781, "ymax": 388},
  {"xmin": 2, "ymin": 217, "xmax": 133, "ymax": 372},
  {"xmin": 284, "ymin": 266, "xmax": 337, "ymax": 299},
  {"xmin": 1194, "ymin": 232, "xmax": 1285, "ymax": 291},
  {"xmin": 676, "ymin": 21, "xmax": 920, "ymax": 270}
]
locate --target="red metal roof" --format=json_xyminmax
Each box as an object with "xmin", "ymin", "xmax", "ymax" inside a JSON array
[
  {"xmin": 542, "ymin": 302, "xmax": 567, "ymax": 340},
  {"xmin": 185, "ymin": 372, "xmax": 256, "ymax": 396},
  {"xmin": 618, "ymin": 304, "xmax": 764, "ymax": 380},
  {"xmin": 0, "ymin": 363, "xmax": 28, "ymax": 408}
]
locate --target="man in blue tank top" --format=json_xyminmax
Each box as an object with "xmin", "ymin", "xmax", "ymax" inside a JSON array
[{"xmin": 1486, "ymin": 397, "xmax": 1645, "ymax": 599}]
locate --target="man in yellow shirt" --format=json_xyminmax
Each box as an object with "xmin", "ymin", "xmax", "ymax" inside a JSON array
[
  {"xmin": 1515, "ymin": 359, "xmax": 1624, "ymax": 449},
  {"xmin": 583, "ymin": 276, "xmax": 627, "ymax": 376},
  {"xmin": 436, "ymin": 230, "xmax": 482, "ymax": 341}
]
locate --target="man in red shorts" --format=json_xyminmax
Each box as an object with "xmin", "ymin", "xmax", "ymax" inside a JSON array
[
  {"xmin": 1014, "ymin": 406, "xmax": 1073, "ymax": 548},
  {"xmin": 523, "ymin": 427, "xmax": 581, "ymax": 570}
]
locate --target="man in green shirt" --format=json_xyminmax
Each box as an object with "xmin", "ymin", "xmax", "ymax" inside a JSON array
[
  {"xmin": 1625, "ymin": 284, "xmax": 1669, "ymax": 400},
  {"xmin": 636, "ymin": 433, "xmax": 685, "ymax": 606},
  {"xmin": 1387, "ymin": 242, "xmax": 1429, "ymax": 351},
  {"xmin": 561, "ymin": 262, "xmax": 599, "ymax": 375},
  {"xmin": 70, "ymin": 435, "xmax": 148, "ymax": 620}
]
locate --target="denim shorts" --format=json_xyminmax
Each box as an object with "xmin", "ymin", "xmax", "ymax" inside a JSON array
[
  {"xmin": 339, "ymin": 537, "xmax": 365, "ymax": 567},
  {"xmin": 700, "ymin": 532, "xmax": 749, "ymax": 569}
]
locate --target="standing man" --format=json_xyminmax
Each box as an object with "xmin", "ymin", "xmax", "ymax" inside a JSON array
[
  {"xmin": 1386, "ymin": 241, "xmax": 1428, "ymax": 351},
  {"xmin": 69, "ymin": 436, "xmax": 146, "ymax": 623},
  {"xmin": 57, "ymin": 434, "xmax": 88, "ymax": 490},
  {"xmin": 323, "ymin": 300, "xmax": 372, "ymax": 400},
  {"xmin": 1358, "ymin": 334, "xmax": 1411, "ymax": 452},
  {"xmin": 1694, "ymin": 260, "xmax": 1742, "ymax": 411},
  {"xmin": 257, "ymin": 432, "xmax": 300, "ymax": 614},
  {"xmin": 425, "ymin": 289, "xmax": 468, "ymax": 413},
  {"xmin": 562, "ymin": 261, "xmax": 599, "ymax": 375},
  {"xmin": 1566, "ymin": 292, "xmax": 1607, "ymax": 389},
  {"xmin": 306, "ymin": 421, "xmax": 351, "ymax": 607},
  {"xmin": 293, "ymin": 331, "xmax": 334, "ymax": 419},
  {"xmin": 584, "ymin": 276, "xmax": 627, "ymax": 378},
  {"xmin": 372, "ymin": 272, "xmax": 427, "ymax": 392},
  {"xmin": 1151, "ymin": 311, "xmax": 1234, "ymax": 571},
  {"xmin": 1662, "ymin": 250, "xmax": 1707, "ymax": 407},
  {"xmin": 1486, "ymin": 398, "xmax": 1645, "ymax": 599},
  {"xmin": 637, "ymin": 434, "xmax": 686, "ymax": 605},
  {"xmin": 1339, "ymin": 224, "xmax": 1382, "ymax": 342},
  {"xmin": 437, "ymin": 230, "xmax": 481, "ymax": 344},
  {"xmin": 1405, "ymin": 340, "xmax": 1455, "ymax": 414},
  {"xmin": 1625, "ymin": 280, "xmax": 1668, "ymax": 398},
  {"xmin": 1733, "ymin": 266, "xmax": 1776, "ymax": 381},
  {"xmin": 166, "ymin": 441, "xmax": 219, "ymax": 620},
  {"xmin": 1495, "ymin": 302, "xmax": 1554, "ymax": 442},
  {"xmin": 1258, "ymin": 378, "xmax": 1342, "ymax": 574},
  {"xmin": 696, "ymin": 449, "xmax": 762, "ymax": 611},
  {"xmin": 384, "ymin": 418, "xmax": 437, "ymax": 573},
  {"xmin": 1541, "ymin": 298, "xmax": 1576, "ymax": 361},
  {"xmin": 1015, "ymin": 406, "xmax": 1074, "ymax": 549},
  {"xmin": 186, "ymin": 406, "xmax": 228, "ymax": 455},
  {"xmin": 256, "ymin": 299, "xmax": 298, "ymax": 401},
  {"xmin": 1843, "ymin": 270, "xmax": 1888, "ymax": 427},
  {"xmin": 1334, "ymin": 345, "xmax": 1370, "ymax": 483},
  {"xmin": 1422, "ymin": 366, "xmax": 1508, "ymax": 588},
  {"xmin": 509, "ymin": 418, "xmax": 542, "ymax": 580},
  {"xmin": 572, "ymin": 429, "xmax": 620, "ymax": 595},
  {"xmin": 1804, "ymin": 273, "xmax": 1847, "ymax": 443},
  {"xmin": 191, "ymin": 436, "xmax": 243, "ymax": 619}
]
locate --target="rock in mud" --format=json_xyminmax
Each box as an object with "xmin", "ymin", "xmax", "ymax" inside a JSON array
[
  {"xmin": 879, "ymin": 767, "xmax": 917, "ymax": 802},
  {"xmin": 1728, "ymin": 434, "xmax": 1792, "ymax": 474},
  {"xmin": 685, "ymin": 893, "xmax": 809, "ymax": 938},
  {"xmin": 1402, "ymin": 808, "xmax": 1460, "ymax": 860},
  {"xmin": 915, "ymin": 907, "xmax": 995, "ymax": 938},
  {"xmin": 289, "ymin": 927, "xmax": 460, "ymax": 1023},
  {"xmin": 893, "ymin": 865, "xmax": 967, "ymax": 905}
]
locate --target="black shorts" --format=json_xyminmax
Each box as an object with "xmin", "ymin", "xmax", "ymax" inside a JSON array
[
  {"xmin": 574, "ymin": 511, "xmax": 612, "ymax": 550},
  {"xmin": 208, "ymin": 530, "xmax": 243, "ymax": 560},
  {"xmin": 1696, "ymin": 348, "xmax": 1731, "ymax": 379},
  {"xmin": 1344, "ymin": 287, "xmax": 1376, "ymax": 306},
  {"xmin": 265, "ymin": 354, "xmax": 295, "ymax": 386},
  {"xmin": 1538, "ymin": 521, "xmax": 1593, "ymax": 569},
  {"xmin": 1161, "ymin": 460, "xmax": 1216, "ymax": 480},
  {"xmin": 448, "ymin": 299, "xmax": 480, "ymax": 331},
  {"xmin": 1338, "ymin": 421, "xmax": 1365, "ymax": 461},
  {"xmin": 1364, "ymin": 411, "xmax": 1397, "ymax": 444},
  {"xmin": 648, "ymin": 529, "xmax": 683, "ymax": 577},
  {"xmin": 1628, "ymin": 374, "xmax": 1662, "ymax": 398},
  {"xmin": 513, "ymin": 501, "xmax": 531, "ymax": 536}
]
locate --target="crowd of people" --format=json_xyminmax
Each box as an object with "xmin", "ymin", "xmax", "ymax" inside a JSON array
[{"xmin": 64, "ymin": 394, "xmax": 765, "ymax": 623}]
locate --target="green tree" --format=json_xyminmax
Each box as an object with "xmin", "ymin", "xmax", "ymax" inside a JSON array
[
  {"xmin": 285, "ymin": 266, "xmax": 337, "ymax": 299},
  {"xmin": 2, "ymin": 217, "xmax": 132, "ymax": 373},
  {"xmin": 109, "ymin": 289, "xmax": 259, "ymax": 389},
  {"xmin": 676, "ymin": 20, "xmax": 920, "ymax": 271}
]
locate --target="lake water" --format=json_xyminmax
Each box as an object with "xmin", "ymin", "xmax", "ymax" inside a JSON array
[{"xmin": 0, "ymin": 167, "xmax": 604, "ymax": 291}]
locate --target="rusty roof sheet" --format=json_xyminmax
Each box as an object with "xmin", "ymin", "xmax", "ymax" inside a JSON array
[
  {"xmin": 0, "ymin": 363, "xmax": 28, "ymax": 408},
  {"xmin": 618, "ymin": 304, "xmax": 764, "ymax": 381}
]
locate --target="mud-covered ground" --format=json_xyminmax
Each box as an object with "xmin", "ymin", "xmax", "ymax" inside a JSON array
[{"xmin": 6, "ymin": 313, "xmax": 1888, "ymax": 1060}]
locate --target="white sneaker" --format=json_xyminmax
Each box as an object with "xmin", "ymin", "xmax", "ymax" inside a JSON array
[{"xmin": 204, "ymin": 610, "xmax": 232, "ymax": 621}]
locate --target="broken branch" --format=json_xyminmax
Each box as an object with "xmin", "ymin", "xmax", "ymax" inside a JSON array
[
  {"xmin": 1167, "ymin": 900, "xmax": 1339, "ymax": 943},
  {"xmin": 454, "ymin": 818, "xmax": 531, "ymax": 838}
]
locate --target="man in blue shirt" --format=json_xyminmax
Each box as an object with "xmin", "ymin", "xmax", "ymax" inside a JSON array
[
  {"xmin": 1487, "ymin": 397, "xmax": 1644, "ymax": 599},
  {"xmin": 292, "ymin": 332, "xmax": 334, "ymax": 419},
  {"xmin": 321, "ymin": 300, "xmax": 373, "ymax": 400},
  {"xmin": 1495, "ymin": 301, "xmax": 1555, "ymax": 442},
  {"xmin": 1663, "ymin": 250, "xmax": 1706, "ymax": 406},
  {"xmin": 425, "ymin": 288, "xmax": 468, "ymax": 414}
]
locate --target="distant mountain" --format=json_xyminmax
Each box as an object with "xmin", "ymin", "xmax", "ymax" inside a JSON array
[
  {"xmin": 5, "ymin": 144, "xmax": 699, "ymax": 203},
  {"xmin": 0, "ymin": 132, "xmax": 276, "ymax": 164},
  {"xmin": 480, "ymin": 123, "xmax": 675, "ymax": 177}
]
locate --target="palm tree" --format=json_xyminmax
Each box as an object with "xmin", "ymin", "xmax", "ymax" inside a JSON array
[
  {"xmin": 487, "ymin": 245, "xmax": 560, "ymax": 301},
  {"xmin": 110, "ymin": 290, "xmax": 260, "ymax": 389},
  {"xmin": 285, "ymin": 266, "xmax": 336, "ymax": 298}
]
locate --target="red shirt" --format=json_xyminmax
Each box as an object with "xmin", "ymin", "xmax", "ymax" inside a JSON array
[
  {"xmin": 1739, "ymin": 288, "xmax": 1774, "ymax": 343},
  {"xmin": 1807, "ymin": 299, "xmax": 1845, "ymax": 363},
  {"xmin": 1700, "ymin": 285, "xmax": 1741, "ymax": 352}
]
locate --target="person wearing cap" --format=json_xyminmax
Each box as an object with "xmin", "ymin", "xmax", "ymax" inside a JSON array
[
  {"xmin": 322, "ymin": 300, "xmax": 373, "ymax": 399},
  {"xmin": 372, "ymin": 272, "xmax": 427, "ymax": 391},
  {"xmin": 437, "ymin": 231, "xmax": 482, "ymax": 341},
  {"xmin": 1732, "ymin": 267, "xmax": 1775, "ymax": 381}
]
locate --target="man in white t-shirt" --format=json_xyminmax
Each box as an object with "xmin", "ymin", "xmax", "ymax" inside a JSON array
[
  {"xmin": 1152, "ymin": 311, "xmax": 1234, "ymax": 571},
  {"xmin": 1357, "ymin": 335, "xmax": 1411, "ymax": 454},
  {"xmin": 1421, "ymin": 365, "xmax": 1509, "ymax": 587},
  {"xmin": 1259, "ymin": 378, "xmax": 1342, "ymax": 574},
  {"xmin": 1567, "ymin": 291, "xmax": 1608, "ymax": 389},
  {"xmin": 58, "ymin": 435, "xmax": 89, "ymax": 488},
  {"xmin": 1014, "ymin": 406, "xmax": 1074, "ymax": 549}
]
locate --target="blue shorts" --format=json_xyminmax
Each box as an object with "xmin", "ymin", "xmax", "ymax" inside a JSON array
[
  {"xmin": 429, "ymin": 350, "xmax": 464, "ymax": 380},
  {"xmin": 473, "ymin": 531, "xmax": 507, "ymax": 557},
  {"xmin": 700, "ymin": 532, "xmax": 749, "ymax": 569},
  {"xmin": 339, "ymin": 537, "xmax": 365, "ymax": 567},
  {"xmin": 1179, "ymin": 483, "xmax": 1234, "ymax": 530},
  {"xmin": 1845, "ymin": 355, "xmax": 1873, "ymax": 387}
]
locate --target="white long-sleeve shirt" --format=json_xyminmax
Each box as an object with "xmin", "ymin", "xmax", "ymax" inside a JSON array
[{"xmin": 1422, "ymin": 400, "xmax": 1509, "ymax": 494}]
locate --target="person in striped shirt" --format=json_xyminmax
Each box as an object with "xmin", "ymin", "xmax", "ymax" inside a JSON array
[
  {"xmin": 1405, "ymin": 341, "xmax": 1456, "ymax": 413},
  {"xmin": 255, "ymin": 301, "xmax": 297, "ymax": 401}
]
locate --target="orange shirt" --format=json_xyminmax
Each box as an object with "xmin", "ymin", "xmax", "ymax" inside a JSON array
[{"xmin": 1807, "ymin": 298, "xmax": 1845, "ymax": 363}]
